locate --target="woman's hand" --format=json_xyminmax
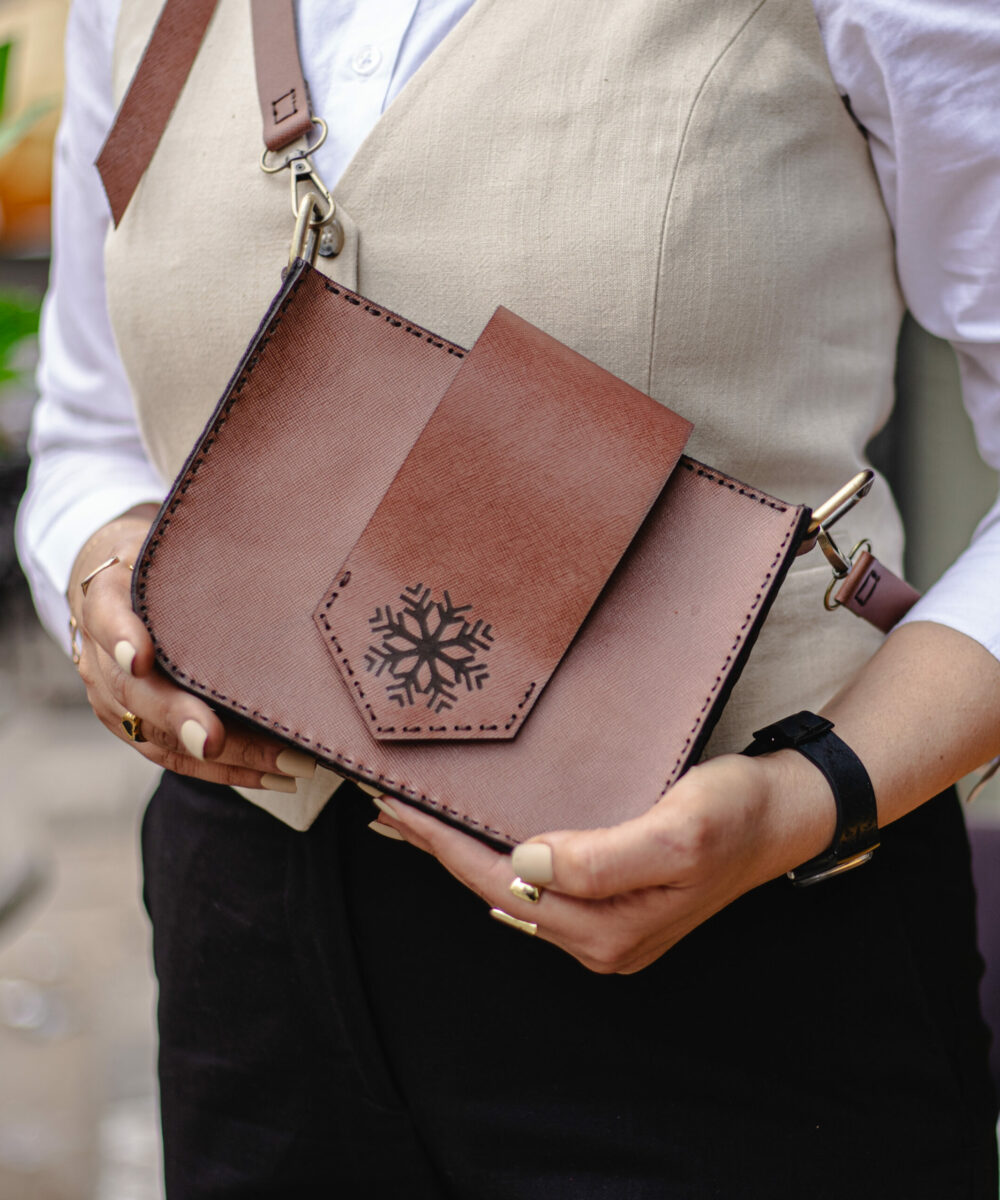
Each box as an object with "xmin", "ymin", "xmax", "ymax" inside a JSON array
[
  {"xmin": 369, "ymin": 621, "xmax": 1000, "ymax": 974},
  {"xmin": 369, "ymin": 748, "xmax": 836, "ymax": 974},
  {"xmin": 68, "ymin": 505, "xmax": 316, "ymax": 791}
]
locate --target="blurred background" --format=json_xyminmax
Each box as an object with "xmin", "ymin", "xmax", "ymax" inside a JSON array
[
  {"xmin": 0, "ymin": 3, "xmax": 998, "ymax": 1198},
  {"xmin": 1, "ymin": 2, "xmax": 162, "ymax": 1197}
]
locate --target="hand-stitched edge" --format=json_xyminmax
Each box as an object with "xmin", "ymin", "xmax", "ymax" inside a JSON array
[
  {"xmin": 133, "ymin": 269, "xmax": 468, "ymax": 600},
  {"xmin": 678, "ymin": 459, "xmax": 788, "ymax": 512},
  {"xmin": 134, "ymin": 267, "xmax": 512, "ymax": 843},
  {"xmin": 134, "ymin": 268, "xmax": 801, "ymax": 845},
  {"xmin": 321, "ymin": 280, "xmax": 465, "ymax": 357},
  {"xmin": 656, "ymin": 493, "xmax": 801, "ymax": 797}
]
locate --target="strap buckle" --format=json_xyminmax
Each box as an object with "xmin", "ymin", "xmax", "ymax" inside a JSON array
[
  {"xmin": 791, "ymin": 470, "xmax": 879, "ymax": 613},
  {"xmin": 287, "ymin": 157, "xmax": 337, "ymax": 229},
  {"xmin": 796, "ymin": 469, "xmax": 875, "ymax": 559},
  {"xmin": 787, "ymin": 847, "xmax": 877, "ymax": 887},
  {"xmin": 260, "ymin": 118, "xmax": 344, "ymax": 266},
  {"xmin": 805, "ymin": 469, "xmax": 875, "ymax": 539}
]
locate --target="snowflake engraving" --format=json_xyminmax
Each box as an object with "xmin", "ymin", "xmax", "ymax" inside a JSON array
[{"xmin": 364, "ymin": 584, "xmax": 493, "ymax": 713}]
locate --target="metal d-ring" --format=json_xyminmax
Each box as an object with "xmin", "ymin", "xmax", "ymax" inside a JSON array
[
  {"xmin": 259, "ymin": 117, "xmax": 328, "ymax": 173},
  {"xmin": 822, "ymin": 537, "xmax": 873, "ymax": 611}
]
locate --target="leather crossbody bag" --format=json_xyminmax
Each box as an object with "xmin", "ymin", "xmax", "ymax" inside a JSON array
[{"xmin": 97, "ymin": 0, "xmax": 921, "ymax": 849}]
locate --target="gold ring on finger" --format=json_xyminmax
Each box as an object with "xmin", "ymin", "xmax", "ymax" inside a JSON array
[
  {"xmin": 80, "ymin": 555, "xmax": 121, "ymax": 596},
  {"xmin": 69, "ymin": 615, "xmax": 83, "ymax": 666},
  {"xmin": 121, "ymin": 710, "xmax": 147, "ymax": 743},
  {"xmin": 509, "ymin": 876, "xmax": 542, "ymax": 904},
  {"xmin": 490, "ymin": 908, "xmax": 538, "ymax": 937}
]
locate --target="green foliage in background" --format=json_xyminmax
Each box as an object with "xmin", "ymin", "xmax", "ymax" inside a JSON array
[
  {"xmin": 0, "ymin": 41, "xmax": 9, "ymax": 118},
  {"xmin": 0, "ymin": 38, "xmax": 55, "ymax": 457},
  {"xmin": 0, "ymin": 290, "xmax": 40, "ymax": 456},
  {"xmin": 0, "ymin": 290, "xmax": 40, "ymax": 388}
]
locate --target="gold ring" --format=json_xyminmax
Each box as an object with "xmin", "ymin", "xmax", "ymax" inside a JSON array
[
  {"xmin": 490, "ymin": 907, "xmax": 537, "ymax": 937},
  {"xmin": 121, "ymin": 711, "xmax": 147, "ymax": 743},
  {"xmin": 80, "ymin": 556, "xmax": 121, "ymax": 596},
  {"xmin": 69, "ymin": 615, "xmax": 82, "ymax": 666},
  {"xmin": 509, "ymin": 876, "xmax": 542, "ymax": 904}
]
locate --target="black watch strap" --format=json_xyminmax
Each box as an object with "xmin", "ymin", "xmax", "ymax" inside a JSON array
[{"xmin": 742, "ymin": 710, "xmax": 879, "ymax": 886}]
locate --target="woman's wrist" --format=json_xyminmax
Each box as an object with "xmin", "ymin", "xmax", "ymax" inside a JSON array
[{"xmin": 747, "ymin": 747, "xmax": 840, "ymax": 883}]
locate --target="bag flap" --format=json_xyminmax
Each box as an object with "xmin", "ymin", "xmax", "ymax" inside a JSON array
[{"xmin": 313, "ymin": 306, "xmax": 693, "ymax": 740}]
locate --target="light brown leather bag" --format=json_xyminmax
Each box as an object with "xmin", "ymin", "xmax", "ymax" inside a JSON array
[
  {"xmin": 107, "ymin": 0, "xmax": 918, "ymax": 847},
  {"xmin": 132, "ymin": 259, "xmax": 812, "ymax": 847}
]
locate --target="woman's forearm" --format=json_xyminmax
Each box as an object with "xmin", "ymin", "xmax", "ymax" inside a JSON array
[
  {"xmin": 749, "ymin": 619, "xmax": 1000, "ymax": 883},
  {"xmin": 820, "ymin": 620, "xmax": 1000, "ymax": 824}
]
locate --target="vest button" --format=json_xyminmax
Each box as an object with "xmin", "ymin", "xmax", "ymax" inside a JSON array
[{"xmin": 317, "ymin": 218, "xmax": 345, "ymax": 259}]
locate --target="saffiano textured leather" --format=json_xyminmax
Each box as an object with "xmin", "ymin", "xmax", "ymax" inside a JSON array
[{"xmin": 135, "ymin": 261, "xmax": 810, "ymax": 847}]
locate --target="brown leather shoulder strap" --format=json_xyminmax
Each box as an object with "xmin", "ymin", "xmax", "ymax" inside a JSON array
[
  {"xmin": 250, "ymin": 0, "xmax": 313, "ymax": 152},
  {"xmin": 96, "ymin": 0, "xmax": 219, "ymax": 227},
  {"xmin": 833, "ymin": 549, "xmax": 921, "ymax": 633},
  {"xmin": 96, "ymin": 0, "xmax": 311, "ymax": 227}
]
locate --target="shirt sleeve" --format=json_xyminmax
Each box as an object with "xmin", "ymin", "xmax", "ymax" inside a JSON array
[
  {"xmin": 14, "ymin": 0, "xmax": 166, "ymax": 652},
  {"xmin": 814, "ymin": 0, "xmax": 1000, "ymax": 659}
]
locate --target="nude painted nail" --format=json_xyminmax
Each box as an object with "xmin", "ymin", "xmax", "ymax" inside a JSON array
[
  {"xmin": 355, "ymin": 781, "xmax": 383, "ymax": 797},
  {"xmin": 114, "ymin": 640, "xmax": 137, "ymax": 675},
  {"xmin": 275, "ymin": 748, "xmax": 317, "ymax": 779},
  {"xmin": 373, "ymin": 796, "xmax": 401, "ymax": 819},
  {"xmin": 511, "ymin": 842, "xmax": 553, "ymax": 884},
  {"xmin": 179, "ymin": 719, "xmax": 207, "ymax": 761},
  {"xmin": 368, "ymin": 820, "xmax": 404, "ymax": 841},
  {"xmin": 261, "ymin": 773, "xmax": 298, "ymax": 794}
]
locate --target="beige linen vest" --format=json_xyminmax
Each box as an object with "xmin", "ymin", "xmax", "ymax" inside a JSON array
[{"xmin": 106, "ymin": 0, "xmax": 904, "ymax": 829}]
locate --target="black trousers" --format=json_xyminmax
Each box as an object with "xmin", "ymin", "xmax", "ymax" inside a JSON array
[{"xmin": 142, "ymin": 773, "xmax": 998, "ymax": 1199}]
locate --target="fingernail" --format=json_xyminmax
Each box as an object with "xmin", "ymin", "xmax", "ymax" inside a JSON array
[
  {"xmin": 261, "ymin": 773, "xmax": 298, "ymax": 794},
  {"xmin": 373, "ymin": 796, "xmax": 401, "ymax": 819},
  {"xmin": 275, "ymin": 748, "xmax": 317, "ymax": 779},
  {"xmin": 511, "ymin": 842, "xmax": 553, "ymax": 884},
  {"xmin": 355, "ymin": 781, "xmax": 383, "ymax": 797},
  {"xmin": 114, "ymin": 640, "xmax": 137, "ymax": 675},
  {"xmin": 179, "ymin": 719, "xmax": 207, "ymax": 761},
  {"xmin": 368, "ymin": 820, "xmax": 404, "ymax": 841}
]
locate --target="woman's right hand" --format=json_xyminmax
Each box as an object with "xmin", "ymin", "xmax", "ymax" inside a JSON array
[{"xmin": 67, "ymin": 504, "xmax": 316, "ymax": 791}]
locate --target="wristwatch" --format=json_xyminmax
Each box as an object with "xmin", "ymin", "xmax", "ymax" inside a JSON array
[{"xmin": 742, "ymin": 710, "xmax": 879, "ymax": 887}]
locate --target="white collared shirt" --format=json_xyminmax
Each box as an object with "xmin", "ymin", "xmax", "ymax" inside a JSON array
[{"xmin": 16, "ymin": 0, "xmax": 1000, "ymax": 661}]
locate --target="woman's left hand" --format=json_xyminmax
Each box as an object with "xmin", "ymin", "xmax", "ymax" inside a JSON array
[{"xmin": 370, "ymin": 749, "xmax": 835, "ymax": 974}]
